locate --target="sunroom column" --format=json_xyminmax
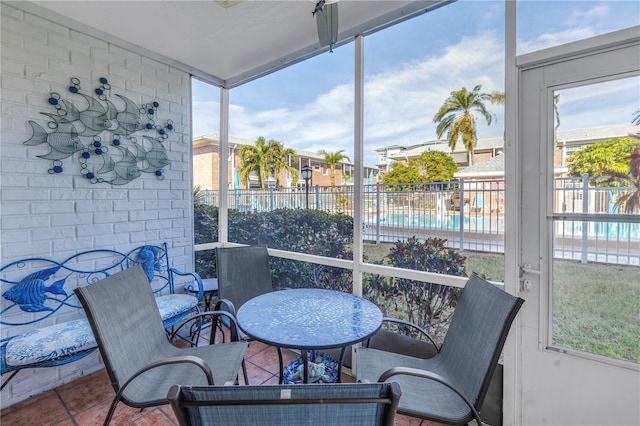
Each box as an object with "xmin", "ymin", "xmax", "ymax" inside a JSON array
[
  {"xmin": 352, "ymin": 34, "xmax": 364, "ymax": 297},
  {"xmin": 219, "ymin": 87, "xmax": 230, "ymax": 244}
]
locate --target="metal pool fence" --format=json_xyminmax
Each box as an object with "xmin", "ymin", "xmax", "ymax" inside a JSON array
[{"xmin": 201, "ymin": 176, "xmax": 639, "ymax": 266}]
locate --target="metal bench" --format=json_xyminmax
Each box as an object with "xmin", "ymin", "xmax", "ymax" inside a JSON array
[{"xmin": 0, "ymin": 242, "xmax": 204, "ymax": 391}]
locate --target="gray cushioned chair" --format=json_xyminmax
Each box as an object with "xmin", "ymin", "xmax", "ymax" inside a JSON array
[
  {"xmin": 168, "ymin": 382, "xmax": 402, "ymax": 426},
  {"xmin": 356, "ymin": 273, "xmax": 524, "ymax": 426},
  {"xmin": 75, "ymin": 265, "xmax": 248, "ymax": 426}
]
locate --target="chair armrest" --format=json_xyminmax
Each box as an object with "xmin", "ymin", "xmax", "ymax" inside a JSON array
[
  {"xmin": 213, "ymin": 298, "xmax": 237, "ymax": 315},
  {"xmin": 115, "ymin": 355, "xmax": 214, "ymax": 404},
  {"xmin": 169, "ymin": 268, "xmax": 204, "ymax": 301},
  {"xmin": 171, "ymin": 309, "xmax": 244, "ymax": 343},
  {"xmin": 367, "ymin": 317, "xmax": 439, "ymax": 353},
  {"xmin": 378, "ymin": 366, "xmax": 481, "ymax": 426}
]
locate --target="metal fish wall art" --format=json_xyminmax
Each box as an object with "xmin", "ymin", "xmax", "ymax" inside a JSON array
[{"xmin": 23, "ymin": 77, "xmax": 174, "ymax": 185}]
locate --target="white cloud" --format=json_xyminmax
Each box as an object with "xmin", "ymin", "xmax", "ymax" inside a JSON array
[
  {"xmin": 193, "ymin": 2, "xmax": 636, "ymax": 166},
  {"xmin": 517, "ymin": 27, "xmax": 597, "ymax": 55},
  {"xmin": 213, "ymin": 31, "xmax": 506, "ymax": 165},
  {"xmin": 555, "ymin": 77, "xmax": 640, "ymax": 130},
  {"xmin": 563, "ymin": 4, "xmax": 609, "ymax": 27},
  {"xmin": 192, "ymin": 99, "xmax": 220, "ymax": 137},
  {"xmin": 517, "ymin": 1, "xmax": 639, "ymax": 55},
  {"xmin": 363, "ymin": 32, "xmax": 505, "ymax": 147}
]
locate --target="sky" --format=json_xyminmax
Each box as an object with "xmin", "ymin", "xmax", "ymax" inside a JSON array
[{"xmin": 192, "ymin": 1, "xmax": 640, "ymax": 167}]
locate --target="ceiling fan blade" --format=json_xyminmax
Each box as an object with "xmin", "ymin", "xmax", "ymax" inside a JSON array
[{"xmin": 316, "ymin": 3, "xmax": 339, "ymax": 51}]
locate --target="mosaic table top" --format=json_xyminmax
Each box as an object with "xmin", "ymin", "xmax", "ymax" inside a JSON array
[{"xmin": 236, "ymin": 288, "xmax": 383, "ymax": 350}]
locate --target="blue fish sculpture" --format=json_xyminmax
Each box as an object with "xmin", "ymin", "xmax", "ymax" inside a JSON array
[
  {"xmin": 138, "ymin": 246, "xmax": 161, "ymax": 283},
  {"xmin": 2, "ymin": 266, "xmax": 68, "ymax": 312}
]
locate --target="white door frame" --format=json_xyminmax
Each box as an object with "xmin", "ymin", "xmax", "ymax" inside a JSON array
[{"xmin": 505, "ymin": 26, "xmax": 640, "ymax": 425}]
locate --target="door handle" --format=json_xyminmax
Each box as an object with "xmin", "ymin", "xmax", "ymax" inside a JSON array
[
  {"xmin": 520, "ymin": 263, "xmax": 541, "ymax": 291},
  {"xmin": 520, "ymin": 263, "xmax": 541, "ymax": 275}
]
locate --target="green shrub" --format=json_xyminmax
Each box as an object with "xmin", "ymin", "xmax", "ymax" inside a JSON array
[
  {"xmin": 364, "ymin": 236, "xmax": 466, "ymax": 344},
  {"xmin": 195, "ymin": 209, "xmax": 468, "ymax": 345},
  {"xmin": 194, "ymin": 202, "xmax": 219, "ymax": 278},
  {"xmin": 194, "ymin": 207, "xmax": 353, "ymax": 291}
]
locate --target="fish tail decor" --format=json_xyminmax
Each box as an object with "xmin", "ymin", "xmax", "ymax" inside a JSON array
[{"xmin": 23, "ymin": 77, "xmax": 175, "ymax": 185}]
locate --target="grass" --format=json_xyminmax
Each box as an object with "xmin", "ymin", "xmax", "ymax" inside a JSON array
[
  {"xmin": 552, "ymin": 261, "xmax": 639, "ymax": 363},
  {"xmin": 363, "ymin": 242, "xmax": 640, "ymax": 364}
]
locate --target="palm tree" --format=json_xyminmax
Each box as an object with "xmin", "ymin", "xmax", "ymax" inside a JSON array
[
  {"xmin": 193, "ymin": 185, "xmax": 207, "ymax": 206},
  {"xmin": 319, "ymin": 149, "xmax": 351, "ymax": 187},
  {"xmin": 270, "ymin": 142, "xmax": 299, "ymax": 187},
  {"xmin": 238, "ymin": 137, "xmax": 298, "ymax": 189},
  {"xmin": 238, "ymin": 137, "xmax": 271, "ymax": 188},
  {"xmin": 433, "ymin": 85, "xmax": 504, "ymax": 166},
  {"xmin": 612, "ymin": 112, "xmax": 640, "ymax": 214}
]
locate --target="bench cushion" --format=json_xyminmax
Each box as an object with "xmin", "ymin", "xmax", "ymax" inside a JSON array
[
  {"xmin": 156, "ymin": 294, "xmax": 199, "ymax": 322},
  {"xmin": 4, "ymin": 295, "xmax": 197, "ymax": 368},
  {"xmin": 5, "ymin": 318, "xmax": 96, "ymax": 367}
]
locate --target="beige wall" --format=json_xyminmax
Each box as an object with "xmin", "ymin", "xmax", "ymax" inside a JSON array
[
  {"xmin": 194, "ymin": 139, "xmax": 355, "ymax": 189},
  {"xmin": 193, "ymin": 144, "xmax": 219, "ymax": 190}
]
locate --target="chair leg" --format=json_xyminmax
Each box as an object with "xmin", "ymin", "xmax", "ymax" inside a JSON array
[
  {"xmin": 277, "ymin": 347, "xmax": 284, "ymax": 384},
  {"xmin": 103, "ymin": 395, "xmax": 120, "ymax": 426},
  {"xmin": 210, "ymin": 317, "xmax": 224, "ymax": 344},
  {"xmin": 241, "ymin": 359, "xmax": 249, "ymax": 385},
  {"xmin": 0, "ymin": 370, "xmax": 20, "ymax": 391},
  {"xmin": 188, "ymin": 316, "xmax": 205, "ymax": 346}
]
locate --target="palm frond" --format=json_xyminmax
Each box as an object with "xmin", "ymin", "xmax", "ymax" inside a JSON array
[
  {"xmin": 614, "ymin": 187, "xmax": 640, "ymax": 214},
  {"xmin": 193, "ymin": 185, "xmax": 207, "ymax": 206}
]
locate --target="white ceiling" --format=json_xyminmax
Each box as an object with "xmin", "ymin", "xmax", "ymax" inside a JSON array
[{"xmin": 21, "ymin": 0, "xmax": 452, "ymax": 88}]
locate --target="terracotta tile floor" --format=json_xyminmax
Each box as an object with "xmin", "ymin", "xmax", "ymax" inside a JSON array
[{"xmin": 1, "ymin": 339, "xmax": 427, "ymax": 425}]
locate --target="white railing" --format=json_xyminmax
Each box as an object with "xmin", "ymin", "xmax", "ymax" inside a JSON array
[{"xmin": 201, "ymin": 176, "xmax": 639, "ymax": 266}]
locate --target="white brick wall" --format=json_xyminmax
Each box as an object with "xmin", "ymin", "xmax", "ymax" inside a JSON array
[{"xmin": 1, "ymin": 3, "xmax": 195, "ymax": 407}]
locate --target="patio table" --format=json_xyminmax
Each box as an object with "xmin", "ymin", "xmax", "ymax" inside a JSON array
[
  {"xmin": 236, "ymin": 288, "xmax": 383, "ymax": 384},
  {"xmin": 185, "ymin": 278, "xmax": 219, "ymax": 311}
]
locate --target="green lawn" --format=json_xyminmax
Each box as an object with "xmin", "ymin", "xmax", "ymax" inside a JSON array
[{"xmin": 363, "ymin": 243, "xmax": 640, "ymax": 363}]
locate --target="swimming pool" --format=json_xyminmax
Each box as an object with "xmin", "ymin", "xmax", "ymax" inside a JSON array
[
  {"xmin": 366, "ymin": 212, "xmax": 639, "ymax": 239},
  {"xmin": 558, "ymin": 220, "xmax": 640, "ymax": 239},
  {"xmin": 368, "ymin": 212, "xmax": 505, "ymax": 233}
]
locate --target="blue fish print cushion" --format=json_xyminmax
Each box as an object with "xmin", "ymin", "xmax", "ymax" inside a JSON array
[
  {"xmin": 5, "ymin": 318, "xmax": 96, "ymax": 367},
  {"xmin": 155, "ymin": 294, "xmax": 198, "ymax": 321}
]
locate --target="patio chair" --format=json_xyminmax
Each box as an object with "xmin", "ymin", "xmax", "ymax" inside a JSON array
[
  {"xmin": 355, "ymin": 273, "xmax": 524, "ymax": 426},
  {"xmin": 214, "ymin": 245, "xmax": 285, "ymax": 382},
  {"xmin": 213, "ymin": 245, "xmax": 274, "ymax": 331},
  {"xmin": 74, "ymin": 265, "xmax": 248, "ymax": 426},
  {"xmin": 167, "ymin": 382, "xmax": 402, "ymax": 426},
  {"xmin": 472, "ymin": 195, "xmax": 485, "ymax": 212},
  {"xmin": 324, "ymin": 315, "xmax": 440, "ymax": 372},
  {"xmin": 364, "ymin": 317, "xmax": 440, "ymax": 359}
]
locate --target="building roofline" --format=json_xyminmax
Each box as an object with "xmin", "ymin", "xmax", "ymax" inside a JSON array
[
  {"xmin": 381, "ymin": 123, "xmax": 635, "ymax": 160},
  {"xmin": 193, "ymin": 134, "xmax": 378, "ymax": 170}
]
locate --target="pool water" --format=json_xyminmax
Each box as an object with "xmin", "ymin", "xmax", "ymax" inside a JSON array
[
  {"xmin": 366, "ymin": 212, "xmax": 639, "ymax": 239},
  {"xmin": 371, "ymin": 212, "xmax": 505, "ymax": 232},
  {"xmin": 559, "ymin": 220, "xmax": 640, "ymax": 239}
]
